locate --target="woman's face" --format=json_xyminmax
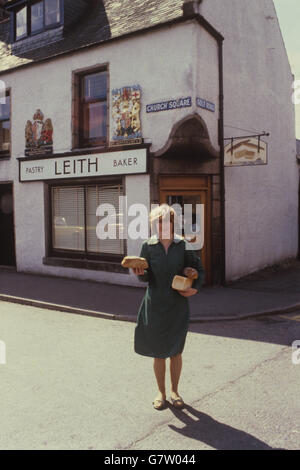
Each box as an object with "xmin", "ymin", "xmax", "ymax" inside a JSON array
[{"xmin": 157, "ymin": 217, "xmax": 174, "ymax": 240}]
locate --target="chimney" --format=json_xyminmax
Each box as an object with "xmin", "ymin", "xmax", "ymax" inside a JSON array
[
  {"xmin": 182, "ymin": 0, "xmax": 202, "ymax": 17},
  {"xmin": 0, "ymin": 0, "xmax": 9, "ymax": 21}
]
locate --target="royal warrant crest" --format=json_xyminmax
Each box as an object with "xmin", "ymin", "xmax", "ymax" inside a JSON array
[
  {"xmin": 111, "ymin": 85, "xmax": 142, "ymax": 146},
  {"xmin": 25, "ymin": 109, "xmax": 53, "ymax": 157}
]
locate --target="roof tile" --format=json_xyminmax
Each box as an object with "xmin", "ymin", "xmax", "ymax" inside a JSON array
[{"xmin": 0, "ymin": 0, "xmax": 185, "ymax": 74}]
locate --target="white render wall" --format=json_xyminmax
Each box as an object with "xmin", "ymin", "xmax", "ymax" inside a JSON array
[
  {"xmin": 0, "ymin": 20, "xmax": 219, "ymax": 286},
  {"xmin": 195, "ymin": 23, "xmax": 220, "ymax": 150},
  {"xmin": 201, "ymin": 0, "xmax": 298, "ymax": 279},
  {"xmin": 0, "ymin": 1, "xmax": 297, "ymax": 284}
]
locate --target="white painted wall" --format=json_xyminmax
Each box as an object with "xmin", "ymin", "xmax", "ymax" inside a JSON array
[
  {"xmin": 201, "ymin": 0, "xmax": 298, "ymax": 279},
  {"xmin": 0, "ymin": 1, "xmax": 297, "ymax": 285}
]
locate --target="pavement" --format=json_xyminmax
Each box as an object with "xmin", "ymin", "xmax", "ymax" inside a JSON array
[{"xmin": 0, "ymin": 259, "xmax": 300, "ymax": 322}]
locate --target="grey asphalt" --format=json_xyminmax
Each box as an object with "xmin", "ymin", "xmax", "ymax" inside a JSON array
[
  {"xmin": 0, "ymin": 259, "xmax": 300, "ymax": 322},
  {"xmin": 1, "ymin": 300, "xmax": 300, "ymax": 450}
]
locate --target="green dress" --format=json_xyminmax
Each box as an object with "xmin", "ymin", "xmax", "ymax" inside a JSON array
[{"xmin": 134, "ymin": 233, "xmax": 205, "ymax": 359}]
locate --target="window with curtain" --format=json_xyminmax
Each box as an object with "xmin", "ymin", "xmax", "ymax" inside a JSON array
[
  {"xmin": 52, "ymin": 186, "xmax": 85, "ymax": 251},
  {"xmin": 51, "ymin": 183, "xmax": 124, "ymax": 257},
  {"xmin": 31, "ymin": 2, "xmax": 44, "ymax": 33},
  {"xmin": 14, "ymin": 0, "xmax": 61, "ymax": 41},
  {"xmin": 79, "ymin": 70, "xmax": 108, "ymax": 147},
  {"xmin": 86, "ymin": 185, "xmax": 124, "ymax": 255},
  {"xmin": 45, "ymin": 0, "xmax": 60, "ymax": 26},
  {"xmin": 0, "ymin": 91, "xmax": 10, "ymax": 157},
  {"xmin": 16, "ymin": 6, "xmax": 27, "ymax": 39}
]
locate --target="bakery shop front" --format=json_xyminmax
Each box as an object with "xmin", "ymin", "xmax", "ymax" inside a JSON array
[
  {"xmin": 16, "ymin": 78, "xmax": 222, "ymax": 289},
  {"xmin": 3, "ymin": 1, "xmax": 224, "ymax": 288},
  {"xmin": 18, "ymin": 109, "xmax": 221, "ymax": 287},
  {"xmin": 18, "ymin": 103, "xmax": 221, "ymax": 287},
  {"xmin": 18, "ymin": 144, "xmax": 151, "ymax": 276},
  {"xmin": 1, "ymin": 0, "xmax": 297, "ymax": 290}
]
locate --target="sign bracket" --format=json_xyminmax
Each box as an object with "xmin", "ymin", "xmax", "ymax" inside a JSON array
[{"xmin": 223, "ymin": 132, "xmax": 269, "ymax": 156}]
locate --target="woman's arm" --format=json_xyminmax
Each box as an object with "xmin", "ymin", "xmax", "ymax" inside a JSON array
[
  {"xmin": 133, "ymin": 241, "xmax": 151, "ymax": 282},
  {"xmin": 183, "ymin": 240, "xmax": 206, "ymax": 292}
]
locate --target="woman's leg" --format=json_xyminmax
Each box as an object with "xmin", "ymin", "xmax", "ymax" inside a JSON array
[
  {"xmin": 170, "ymin": 353, "xmax": 183, "ymax": 399},
  {"xmin": 153, "ymin": 357, "xmax": 166, "ymax": 400}
]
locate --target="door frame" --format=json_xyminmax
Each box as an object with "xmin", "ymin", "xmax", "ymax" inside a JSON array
[
  {"xmin": 0, "ymin": 181, "xmax": 16, "ymax": 267},
  {"xmin": 159, "ymin": 175, "xmax": 212, "ymax": 285}
]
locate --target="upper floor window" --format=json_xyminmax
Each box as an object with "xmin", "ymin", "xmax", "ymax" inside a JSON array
[
  {"xmin": 45, "ymin": 0, "xmax": 60, "ymax": 26},
  {"xmin": 31, "ymin": 2, "xmax": 43, "ymax": 33},
  {"xmin": 16, "ymin": 6, "xmax": 27, "ymax": 39},
  {"xmin": 0, "ymin": 90, "xmax": 10, "ymax": 158},
  {"xmin": 14, "ymin": 0, "xmax": 61, "ymax": 41},
  {"xmin": 72, "ymin": 67, "xmax": 108, "ymax": 149}
]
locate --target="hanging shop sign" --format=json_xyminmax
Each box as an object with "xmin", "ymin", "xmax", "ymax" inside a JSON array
[
  {"xmin": 196, "ymin": 97, "xmax": 215, "ymax": 112},
  {"xmin": 111, "ymin": 85, "xmax": 142, "ymax": 146},
  {"xmin": 224, "ymin": 136, "xmax": 268, "ymax": 166},
  {"xmin": 19, "ymin": 148, "xmax": 147, "ymax": 182},
  {"xmin": 25, "ymin": 108, "xmax": 53, "ymax": 157},
  {"xmin": 146, "ymin": 97, "xmax": 192, "ymax": 113}
]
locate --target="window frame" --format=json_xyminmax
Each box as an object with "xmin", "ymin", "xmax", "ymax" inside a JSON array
[
  {"xmin": 72, "ymin": 64, "xmax": 110, "ymax": 151},
  {"xmin": 15, "ymin": 5, "xmax": 28, "ymax": 40},
  {"xmin": 44, "ymin": 0, "xmax": 61, "ymax": 28},
  {"xmin": 0, "ymin": 88, "xmax": 11, "ymax": 159},
  {"xmin": 46, "ymin": 176, "xmax": 126, "ymax": 264},
  {"xmin": 30, "ymin": 1, "xmax": 44, "ymax": 35},
  {"xmin": 13, "ymin": 0, "xmax": 63, "ymax": 42}
]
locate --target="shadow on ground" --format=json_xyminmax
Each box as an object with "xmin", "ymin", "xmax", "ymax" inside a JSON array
[
  {"xmin": 167, "ymin": 403, "xmax": 284, "ymax": 450},
  {"xmin": 188, "ymin": 314, "xmax": 300, "ymax": 347}
]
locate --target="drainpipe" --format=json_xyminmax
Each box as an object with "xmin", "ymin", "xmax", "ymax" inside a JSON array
[
  {"xmin": 182, "ymin": 0, "xmax": 226, "ymax": 285},
  {"xmin": 218, "ymin": 40, "xmax": 226, "ymax": 286}
]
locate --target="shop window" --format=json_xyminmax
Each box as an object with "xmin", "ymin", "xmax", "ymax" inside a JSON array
[
  {"xmin": 14, "ymin": 0, "xmax": 62, "ymax": 41},
  {"xmin": 52, "ymin": 186, "xmax": 85, "ymax": 251},
  {"xmin": 51, "ymin": 182, "xmax": 124, "ymax": 259},
  {"xmin": 72, "ymin": 67, "xmax": 108, "ymax": 149},
  {"xmin": 0, "ymin": 90, "xmax": 10, "ymax": 158}
]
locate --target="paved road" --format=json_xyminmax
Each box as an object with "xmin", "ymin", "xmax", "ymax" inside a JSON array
[{"xmin": 0, "ymin": 301, "xmax": 299, "ymax": 450}]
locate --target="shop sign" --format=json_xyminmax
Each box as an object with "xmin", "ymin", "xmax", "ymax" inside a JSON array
[
  {"xmin": 224, "ymin": 137, "xmax": 268, "ymax": 166},
  {"xmin": 196, "ymin": 97, "xmax": 215, "ymax": 112},
  {"xmin": 19, "ymin": 148, "xmax": 147, "ymax": 182},
  {"xmin": 146, "ymin": 97, "xmax": 192, "ymax": 113}
]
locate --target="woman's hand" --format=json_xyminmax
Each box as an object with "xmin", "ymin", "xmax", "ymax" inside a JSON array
[
  {"xmin": 177, "ymin": 287, "xmax": 198, "ymax": 297},
  {"xmin": 132, "ymin": 267, "xmax": 145, "ymax": 276},
  {"xmin": 183, "ymin": 267, "xmax": 198, "ymax": 279}
]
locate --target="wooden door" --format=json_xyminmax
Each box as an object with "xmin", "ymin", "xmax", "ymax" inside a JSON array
[
  {"xmin": 0, "ymin": 183, "xmax": 16, "ymax": 267},
  {"xmin": 159, "ymin": 175, "xmax": 211, "ymax": 285}
]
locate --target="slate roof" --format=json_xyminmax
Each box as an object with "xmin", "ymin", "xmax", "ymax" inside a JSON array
[
  {"xmin": 297, "ymin": 139, "xmax": 300, "ymax": 158},
  {"xmin": 0, "ymin": 0, "xmax": 185, "ymax": 75}
]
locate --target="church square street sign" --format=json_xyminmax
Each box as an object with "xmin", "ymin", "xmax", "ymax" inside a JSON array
[{"xmin": 19, "ymin": 148, "xmax": 147, "ymax": 182}]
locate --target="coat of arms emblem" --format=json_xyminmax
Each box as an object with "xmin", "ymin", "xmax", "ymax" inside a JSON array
[
  {"xmin": 25, "ymin": 109, "xmax": 53, "ymax": 156},
  {"xmin": 111, "ymin": 85, "xmax": 142, "ymax": 146}
]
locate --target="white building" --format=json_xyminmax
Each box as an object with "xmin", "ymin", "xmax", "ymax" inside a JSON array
[{"xmin": 0, "ymin": 0, "xmax": 298, "ymax": 287}]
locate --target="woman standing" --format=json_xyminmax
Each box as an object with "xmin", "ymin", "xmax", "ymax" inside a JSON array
[{"xmin": 132, "ymin": 204, "xmax": 205, "ymax": 410}]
